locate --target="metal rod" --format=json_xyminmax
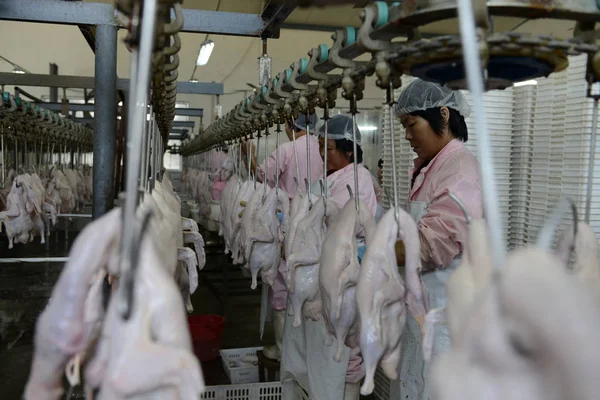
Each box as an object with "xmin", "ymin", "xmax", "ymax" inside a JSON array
[
  {"xmin": 264, "ymin": 127, "xmax": 268, "ymax": 196},
  {"xmin": 585, "ymin": 98, "xmax": 599, "ymax": 223},
  {"xmin": 120, "ymin": 0, "xmax": 158, "ymax": 319},
  {"xmin": 457, "ymin": 0, "xmax": 506, "ymax": 268},
  {"xmin": 291, "ymin": 124, "xmax": 301, "ymax": 192},
  {"xmin": 323, "ymin": 104, "xmax": 328, "ymax": 210},
  {"xmin": 141, "ymin": 105, "xmax": 150, "ymax": 190},
  {"xmin": 275, "ymin": 122, "xmax": 280, "ymax": 194},
  {"xmin": 1, "ymin": 134, "xmax": 5, "ymax": 185},
  {"xmin": 256, "ymin": 132, "xmax": 261, "ymax": 186},
  {"xmin": 249, "ymin": 134, "xmax": 254, "ymax": 186},
  {"xmin": 92, "ymin": 24, "xmax": 117, "ymax": 220},
  {"xmin": 388, "ymin": 84, "xmax": 399, "ymax": 213},
  {"xmin": 351, "ymin": 93, "xmax": 359, "ymax": 212},
  {"xmin": 0, "ymin": 257, "xmax": 69, "ymax": 263},
  {"xmin": 56, "ymin": 213, "xmax": 93, "ymax": 218},
  {"xmin": 306, "ymin": 111, "xmax": 311, "ymax": 196}
]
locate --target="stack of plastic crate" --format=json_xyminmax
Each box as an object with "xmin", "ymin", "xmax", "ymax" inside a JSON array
[
  {"xmin": 509, "ymin": 84, "xmax": 536, "ymax": 248},
  {"xmin": 461, "ymin": 87, "xmax": 514, "ymax": 238}
]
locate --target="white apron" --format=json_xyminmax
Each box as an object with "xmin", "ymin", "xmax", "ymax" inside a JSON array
[
  {"xmin": 393, "ymin": 200, "xmax": 459, "ymax": 400},
  {"xmin": 281, "ymin": 179, "xmax": 357, "ymax": 399},
  {"xmin": 281, "ymin": 298, "xmax": 351, "ymax": 400}
]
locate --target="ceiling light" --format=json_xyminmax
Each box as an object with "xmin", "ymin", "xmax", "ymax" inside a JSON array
[
  {"xmin": 513, "ymin": 79, "xmax": 537, "ymax": 87},
  {"xmin": 359, "ymin": 125, "xmax": 377, "ymax": 131},
  {"xmin": 189, "ymin": 79, "xmax": 199, "ymax": 83},
  {"xmin": 12, "ymin": 67, "xmax": 25, "ymax": 74},
  {"xmin": 196, "ymin": 40, "xmax": 215, "ymax": 67}
]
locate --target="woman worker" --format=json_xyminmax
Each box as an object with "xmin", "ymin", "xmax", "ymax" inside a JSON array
[
  {"xmin": 393, "ymin": 78, "xmax": 483, "ymax": 399},
  {"xmin": 242, "ymin": 114, "xmax": 323, "ymax": 362},
  {"xmin": 280, "ymin": 114, "xmax": 376, "ymax": 400}
]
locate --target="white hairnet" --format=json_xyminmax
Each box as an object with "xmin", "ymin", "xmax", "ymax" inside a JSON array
[
  {"xmin": 293, "ymin": 113, "xmax": 320, "ymax": 132},
  {"xmin": 394, "ymin": 78, "xmax": 471, "ymax": 118},
  {"xmin": 316, "ymin": 114, "xmax": 361, "ymax": 145}
]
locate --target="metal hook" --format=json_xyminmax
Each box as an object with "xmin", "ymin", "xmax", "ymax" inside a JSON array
[
  {"xmin": 384, "ymin": 187, "xmax": 399, "ymax": 225},
  {"xmin": 570, "ymin": 200, "xmax": 578, "ymax": 239},
  {"xmin": 305, "ymin": 178, "xmax": 312, "ymax": 207},
  {"xmin": 119, "ymin": 206, "xmax": 154, "ymax": 320},
  {"xmin": 536, "ymin": 197, "xmax": 576, "ymax": 250},
  {"xmin": 448, "ymin": 192, "xmax": 471, "ymax": 225},
  {"xmin": 290, "ymin": 123, "xmax": 302, "ymax": 192},
  {"xmin": 346, "ymin": 184, "xmax": 353, "ymax": 199}
]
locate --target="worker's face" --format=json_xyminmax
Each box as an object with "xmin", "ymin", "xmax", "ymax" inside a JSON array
[
  {"xmin": 319, "ymin": 137, "xmax": 349, "ymax": 173},
  {"xmin": 401, "ymin": 107, "xmax": 451, "ymax": 161}
]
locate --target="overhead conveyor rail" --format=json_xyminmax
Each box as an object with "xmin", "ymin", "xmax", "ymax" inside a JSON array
[{"xmin": 179, "ymin": 0, "xmax": 600, "ymax": 156}]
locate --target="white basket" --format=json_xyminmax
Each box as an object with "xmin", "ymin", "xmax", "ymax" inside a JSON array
[
  {"xmin": 221, "ymin": 347, "xmax": 263, "ymax": 384},
  {"xmin": 201, "ymin": 382, "xmax": 282, "ymax": 400}
]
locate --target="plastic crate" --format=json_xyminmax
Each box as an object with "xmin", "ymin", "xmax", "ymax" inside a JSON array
[
  {"xmin": 201, "ymin": 382, "xmax": 282, "ymax": 400},
  {"xmin": 373, "ymin": 367, "xmax": 393, "ymax": 400},
  {"xmin": 221, "ymin": 347, "xmax": 263, "ymax": 384},
  {"xmin": 201, "ymin": 381, "xmax": 309, "ymax": 400}
]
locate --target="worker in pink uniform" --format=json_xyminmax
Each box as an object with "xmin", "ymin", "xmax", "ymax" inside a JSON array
[
  {"xmin": 242, "ymin": 113, "xmax": 323, "ymax": 198},
  {"xmin": 210, "ymin": 146, "xmax": 233, "ymax": 201},
  {"xmin": 242, "ymin": 113, "xmax": 323, "ymax": 363},
  {"xmin": 392, "ymin": 79, "xmax": 483, "ymax": 399},
  {"xmin": 314, "ymin": 114, "xmax": 377, "ymax": 213},
  {"xmin": 281, "ymin": 114, "xmax": 376, "ymax": 400}
]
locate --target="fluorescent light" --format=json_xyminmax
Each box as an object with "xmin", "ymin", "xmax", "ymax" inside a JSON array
[
  {"xmin": 196, "ymin": 40, "xmax": 215, "ymax": 67},
  {"xmin": 359, "ymin": 126, "xmax": 377, "ymax": 131},
  {"xmin": 12, "ymin": 67, "xmax": 25, "ymax": 74},
  {"xmin": 513, "ymin": 79, "xmax": 537, "ymax": 87},
  {"xmin": 189, "ymin": 79, "xmax": 199, "ymax": 83}
]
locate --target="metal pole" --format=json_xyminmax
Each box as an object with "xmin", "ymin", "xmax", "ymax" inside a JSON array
[
  {"xmin": 49, "ymin": 63, "xmax": 58, "ymax": 103},
  {"xmin": 0, "ymin": 257, "xmax": 69, "ymax": 264},
  {"xmin": 388, "ymin": 84, "xmax": 399, "ymax": 213},
  {"xmin": 306, "ymin": 112, "xmax": 311, "ymax": 195},
  {"xmin": 92, "ymin": 24, "xmax": 118, "ymax": 220},
  {"xmin": 1, "ymin": 134, "xmax": 5, "ymax": 185},
  {"xmin": 351, "ymin": 93, "xmax": 359, "ymax": 212},
  {"xmin": 585, "ymin": 98, "xmax": 599, "ymax": 223},
  {"xmin": 457, "ymin": 0, "xmax": 506, "ymax": 268}
]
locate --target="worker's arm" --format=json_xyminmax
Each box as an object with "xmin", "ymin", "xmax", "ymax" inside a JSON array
[{"xmin": 397, "ymin": 178, "xmax": 481, "ymax": 270}]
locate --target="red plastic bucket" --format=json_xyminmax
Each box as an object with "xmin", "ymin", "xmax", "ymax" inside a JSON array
[{"xmin": 188, "ymin": 314, "xmax": 225, "ymax": 362}]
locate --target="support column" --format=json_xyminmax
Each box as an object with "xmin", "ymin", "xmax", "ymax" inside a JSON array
[
  {"xmin": 93, "ymin": 24, "xmax": 117, "ymax": 219},
  {"xmin": 49, "ymin": 63, "xmax": 58, "ymax": 103}
]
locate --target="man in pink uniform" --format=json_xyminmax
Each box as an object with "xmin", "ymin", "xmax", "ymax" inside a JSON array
[{"xmin": 242, "ymin": 113, "xmax": 323, "ymax": 361}]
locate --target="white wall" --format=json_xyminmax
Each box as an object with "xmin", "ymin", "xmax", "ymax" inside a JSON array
[{"xmin": 0, "ymin": 22, "xmax": 386, "ymax": 126}]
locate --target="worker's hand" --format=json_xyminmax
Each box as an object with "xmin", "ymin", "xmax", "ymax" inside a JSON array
[{"xmin": 395, "ymin": 240, "xmax": 406, "ymax": 266}]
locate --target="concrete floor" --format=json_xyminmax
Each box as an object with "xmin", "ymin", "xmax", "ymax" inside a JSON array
[{"xmin": 0, "ymin": 220, "xmax": 272, "ymax": 399}]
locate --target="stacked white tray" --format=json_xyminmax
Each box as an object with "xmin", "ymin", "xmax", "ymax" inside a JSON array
[
  {"xmin": 509, "ymin": 85, "xmax": 536, "ymax": 247},
  {"xmin": 461, "ymin": 88, "xmax": 514, "ymax": 239}
]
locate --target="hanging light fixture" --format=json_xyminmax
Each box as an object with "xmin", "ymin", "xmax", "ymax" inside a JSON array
[
  {"xmin": 12, "ymin": 67, "xmax": 25, "ymax": 74},
  {"xmin": 196, "ymin": 39, "xmax": 215, "ymax": 67}
]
